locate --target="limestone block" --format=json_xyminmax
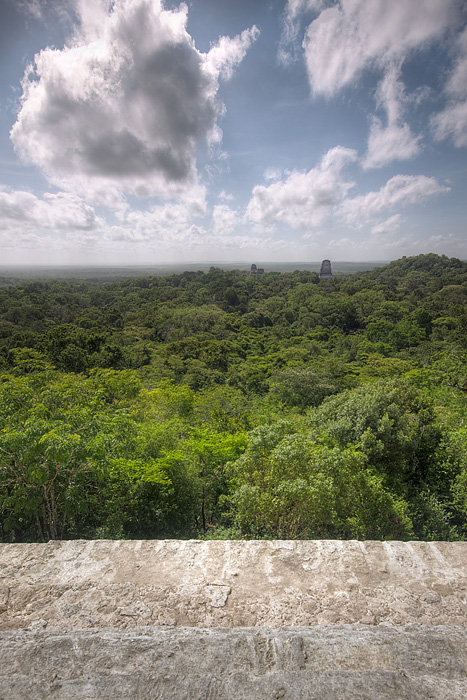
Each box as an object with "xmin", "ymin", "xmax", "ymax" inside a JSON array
[{"xmin": 0, "ymin": 540, "xmax": 466, "ymax": 698}]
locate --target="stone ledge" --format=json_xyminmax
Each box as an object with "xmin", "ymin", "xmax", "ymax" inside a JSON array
[
  {"xmin": 1, "ymin": 625, "xmax": 466, "ymax": 700},
  {"xmin": 1, "ymin": 541, "xmax": 466, "ymax": 699},
  {"xmin": 0, "ymin": 540, "xmax": 466, "ymax": 630}
]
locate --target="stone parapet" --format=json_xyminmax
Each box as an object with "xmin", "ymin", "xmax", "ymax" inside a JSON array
[
  {"xmin": 1, "ymin": 540, "xmax": 466, "ymax": 698},
  {"xmin": 1, "ymin": 539, "xmax": 465, "ymax": 630}
]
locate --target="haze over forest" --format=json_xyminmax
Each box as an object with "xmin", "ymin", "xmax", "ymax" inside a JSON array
[{"xmin": 1, "ymin": 0, "xmax": 467, "ymax": 266}]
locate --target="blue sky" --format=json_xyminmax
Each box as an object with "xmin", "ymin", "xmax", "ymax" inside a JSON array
[{"xmin": 1, "ymin": 0, "xmax": 466, "ymax": 265}]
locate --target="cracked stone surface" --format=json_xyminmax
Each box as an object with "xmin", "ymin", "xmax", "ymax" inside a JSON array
[
  {"xmin": 0, "ymin": 540, "xmax": 466, "ymax": 698},
  {"xmin": 1, "ymin": 539, "xmax": 465, "ymax": 630},
  {"xmin": 1, "ymin": 625, "xmax": 466, "ymax": 699}
]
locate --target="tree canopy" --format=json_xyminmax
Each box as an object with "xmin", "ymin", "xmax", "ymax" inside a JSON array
[{"xmin": 0, "ymin": 254, "xmax": 466, "ymax": 542}]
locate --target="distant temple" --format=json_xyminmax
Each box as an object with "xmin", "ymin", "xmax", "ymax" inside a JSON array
[
  {"xmin": 319, "ymin": 259, "xmax": 332, "ymax": 280},
  {"xmin": 250, "ymin": 264, "xmax": 264, "ymax": 275}
]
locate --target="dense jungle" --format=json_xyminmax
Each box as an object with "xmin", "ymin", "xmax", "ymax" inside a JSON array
[{"xmin": 0, "ymin": 253, "xmax": 466, "ymax": 543}]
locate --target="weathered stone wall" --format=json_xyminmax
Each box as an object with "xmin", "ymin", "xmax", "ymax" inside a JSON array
[{"xmin": 1, "ymin": 540, "xmax": 466, "ymax": 698}]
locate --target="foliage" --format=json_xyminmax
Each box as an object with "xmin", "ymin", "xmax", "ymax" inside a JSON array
[
  {"xmin": 0, "ymin": 253, "xmax": 466, "ymax": 541},
  {"xmin": 226, "ymin": 421, "xmax": 413, "ymax": 540}
]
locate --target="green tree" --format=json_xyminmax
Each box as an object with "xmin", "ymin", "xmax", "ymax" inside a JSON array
[
  {"xmin": 307, "ymin": 379, "xmax": 441, "ymax": 489},
  {"xmin": 226, "ymin": 421, "xmax": 412, "ymax": 539},
  {"xmin": 0, "ymin": 372, "xmax": 160, "ymax": 541},
  {"xmin": 269, "ymin": 366, "xmax": 338, "ymax": 409}
]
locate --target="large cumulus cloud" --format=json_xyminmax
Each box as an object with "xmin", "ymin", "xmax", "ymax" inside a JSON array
[
  {"xmin": 339, "ymin": 175, "xmax": 450, "ymax": 229},
  {"xmin": 300, "ymin": 0, "xmax": 459, "ymax": 97},
  {"xmin": 0, "ymin": 187, "xmax": 102, "ymax": 232},
  {"xmin": 246, "ymin": 146, "xmax": 357, "ymax": 230},
  {"xmin": 245, "ymin": 145, "xmax": 450, "ymax": 239},
  {"xmin": 10, "ymin": 0, "xmax": 258, "ymax": 201},
  {"xmin": 432, "ymin": 26, "xmax": 467, "ymax": 147},
  {"xmin": 362, "ymin": 67, "xmax": 421, "ymax": 169},
  {"xmin": 282, "ymin": 0, "xmax": 463, "ymax": 170}
]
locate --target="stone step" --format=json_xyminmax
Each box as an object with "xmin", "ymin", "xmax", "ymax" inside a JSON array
[{"xmin": 1, "ymin": 625, "xmax": 466, "ymax": 699}]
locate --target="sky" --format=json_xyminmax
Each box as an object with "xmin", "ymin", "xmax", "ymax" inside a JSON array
[{"xmin": 1, "ymin": 0, "xmax": 467, "ymax": 266}]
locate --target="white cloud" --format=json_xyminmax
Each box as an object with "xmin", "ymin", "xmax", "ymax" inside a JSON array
[
  {"xmin": 116, "ymin": 183, "xmax": 207, "ymax": 242},
  {"xmin": 327, "ymin": 237, "xmax": 356, "ymax": 248},
  {"xmin": 218, "ymin": 190, "xmax": 234, "ymax": 201},
  {"xmin": 340, "ymin": 174, "xmax": 450, "ymax": 229},
  {"xmin": 0, "ymin": 186, "xmax": 102, "ymax": 232},
  {"xmin": 204, "ymin": 26, "xmax": 260, "ymax": 81},
  {"xmin": 371, "ymin": 214, "xmax": 402, "ymax": 236},
  {"xmin": 286, "ymin": 0, "xmax": 327, "ymax": 22},
  {"xmin": 279, "ymin": 0, "xmax": 328, "ymax": 65},
  {"xmin": 432, "ymin": 27, "xmax": 467, "ymax": 147},
  {"xmin": 433, "ymin": 102, "xmax": 467, "ymax": 146},
  {"xmin": 363, "ymin": 66, "xmax": 421, "ymax": 168},
  {"xmin": 0, "ymin": 179, "xmax": 207, "ymax": 255},
  {"xmin": 364, "ymin": 122, "xmax": 421, "ymax": 169},
  {"xmin": 445, "ymin": 27, "xmax": 467, "ymax": 98},
  {"xmin": 428, "ymin": 233, "xmax": 455, "ymax": 246},
  {"xmin": 212, "ymin": 204, "xmax": 240, "ymax": 236},
  {"xmin": 301, "ymin": 0, "xmax": 459, "ymax": 97},
  {"xmin": 264, "ymin": 167, "xmax": 282, "ymax": 181},
  {"xmin": 17, "ymin": 0, "xmax": 44, "ymax": 19},
  {"xmin": 281, "ymin": 0, "xmax": 329, "ymax": 43},
  {"xmin": 92, "ymin": 183, "xmax": 209, "ymax": 255},
  {"xmin": 246, "ymin": 146, "xmax": 357, "ymax": 230},
  {"xmin": 10, "ymin": 0, "xmax": 258, "ymax": 201}
]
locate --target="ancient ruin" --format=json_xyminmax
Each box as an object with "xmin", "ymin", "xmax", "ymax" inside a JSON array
[
  {"xmin": 0, "ymin": 539, "xmax": 466, "ymax": 698},
  {"xmin": 319, "ymin": 259, "xmax": 333, "ymax": 279}
]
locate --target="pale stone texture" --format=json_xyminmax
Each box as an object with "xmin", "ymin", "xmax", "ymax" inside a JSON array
[
  {"xmin": 0, "ymin": 540, "xmax": 466, "ymax": 698},
  {"xmin": 1, "ymin": 626, "xmax": 466, "ymax": 699},
  {"xmin": 1, "ymin": 539, "xmax": 465, "ymax": 630}
]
